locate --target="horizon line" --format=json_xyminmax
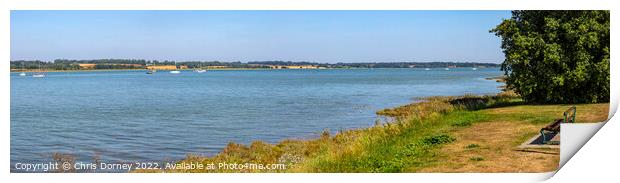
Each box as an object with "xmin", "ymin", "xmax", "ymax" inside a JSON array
[{"xmin": 10, "ymin": 59, "xmax": 502, "ymax": 64}]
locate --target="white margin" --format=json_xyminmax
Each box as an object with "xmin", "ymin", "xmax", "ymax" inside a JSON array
[{"xmin": 1, "ymin": 0, "xmax": 617, "ymax": 183}]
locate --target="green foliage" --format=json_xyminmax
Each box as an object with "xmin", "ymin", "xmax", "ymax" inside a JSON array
[
  {"xmin": 491, "ymin": 10, "xmax": 610, "ymax": 104},
  {"xmin": 420, "ymin": 135, "xmax": 456, "ymax": 146},
  {"xmin": 469, "ymin": 156, "xmax": 485, "ymax": 161}
]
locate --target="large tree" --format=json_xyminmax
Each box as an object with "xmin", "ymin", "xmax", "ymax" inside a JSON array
[{"xmin": 491, "ymin": 10, "xmax": 610, "ymax": 103}]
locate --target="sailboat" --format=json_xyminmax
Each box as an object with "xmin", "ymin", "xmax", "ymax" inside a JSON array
[
  {"xmin": 194, "ymin": 62, "xmax": 207, "ymax": 73},
  {"xmin": 146, "ymin": 62, "xmax": 154, "ymax": 74},
  {"xmin": 146, "ymin": 62, "xmax": 157, "ymax": 74},
  {"xmin": 32, "ymin": 62, "xmax": 46, "ymax": 78},
  {"xmin": 170, "ymin": 61, "xmax": 181, "ymax": 74},
  {"xmin": 472, "ymin": 64, "xmax": 478, "ymax": 70},
  {"xmin": 19, "ymin": 62, "xmax": 27, "ymax": 76},
  {"xmin": 425, "ymin": 68, "xmax": 430, "ymax": 71}
]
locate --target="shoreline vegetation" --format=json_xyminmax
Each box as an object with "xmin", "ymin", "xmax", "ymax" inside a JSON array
[{"xmin": 131, "ymin": 88, "xmax": 608, "ymax": 173}]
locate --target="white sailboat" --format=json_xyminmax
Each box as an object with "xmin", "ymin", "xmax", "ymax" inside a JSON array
[
  {"xmin": 170, "ymin": 61, "xmax": 181, "ymax": 74},
  {"xmin": 32, "ymin": 73, "xmax": 46, "ymax": 78},
  {"xmin": 425, "ymin": 68, "xmax": 430, "ymax": 71},
  {"xmin": 19, "ymin": 62, "xmax": 27, "ymax": 76},
  {"xmin": 32, "ymin": 62, "xmax": 46, "ymax": 78},
  {"xmin": 147, "ymin": 62, "xmax": 156, "ymax": 74},
  {"xmin": 194, "ymin": 62, "xmax": 207, "ymax": 73}
]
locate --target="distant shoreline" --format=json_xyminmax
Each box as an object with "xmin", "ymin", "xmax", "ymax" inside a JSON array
[
  {"xmin": 9, "ymin": 68, "xmax": 271, "ymax": 73},
  {"xmin": 10, "ymin": 67, "xmax": 500, "ymax": 73}
]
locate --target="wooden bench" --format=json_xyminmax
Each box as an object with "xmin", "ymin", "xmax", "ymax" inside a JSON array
[{"xmin": 540, "ymin": 106, "xmax": 576, "ymax": 144}]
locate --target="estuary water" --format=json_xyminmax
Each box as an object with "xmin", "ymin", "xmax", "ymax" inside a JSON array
[{"xmin": 10, "ymin": 68, "xmax": 502, "ymax": 171}]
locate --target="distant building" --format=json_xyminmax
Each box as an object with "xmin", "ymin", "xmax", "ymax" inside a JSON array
[
  {"xmin": 268, "ymin": 65, "xmax": 285, "ymax": 69},
  {"xmin": 207, "ymin": 66, "xmax": 228, "ymax": 69},
  {"xmin": 78, "ymin": 63, "xmax": 142, "ymax": 69},
  {"xmin": 287, "ymin": 65, "xmax": 319, "ymax": 69},
  {"xmin": 78, "ymin": 64, "xmax": 96, "ymax": 69},
  {"xmin": 118, "ymin": 64, "xmax": 143, "ymax": 67},
  {"xmin": 146, "ymin": 65, "xmax": 177, "ymax": 70},
  {"xmin": 267, "ymin": 65, "xmax": 319, "ymax": 69}
]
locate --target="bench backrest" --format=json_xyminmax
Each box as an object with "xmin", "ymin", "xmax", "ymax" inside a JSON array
[{"xmin": 564, "ymin": 106, "xmax": 576, "ymax": 123}]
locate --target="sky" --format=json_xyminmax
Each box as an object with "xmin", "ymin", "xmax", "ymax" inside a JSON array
[{"xmin": 11, "ymin": 10, "xmax": 512, "ymax": 63}]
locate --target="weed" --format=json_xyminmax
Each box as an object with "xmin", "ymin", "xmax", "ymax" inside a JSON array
[
  {"xmin": 466, "ymin": 144, "xmax": 480, "ymax": 149},
  {"xmin": 470, "ymin": 156, "xmax": 485, "ymax": 161}
]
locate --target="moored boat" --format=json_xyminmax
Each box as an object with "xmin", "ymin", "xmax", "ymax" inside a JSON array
[
  {"xmin": 32, "ymin": 73, "xmax": 45, "ymax": 78},
  {"xmin": 32, "ymin": 62, "xmax": 46, "ymax": 78}
]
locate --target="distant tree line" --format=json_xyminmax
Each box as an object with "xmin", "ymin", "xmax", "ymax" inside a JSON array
[
  {"xmin": 329, "ymin": 62, "xmax": 497, "ymax": 68},
  {"xmin": 11, "ymin": 59, "xmax": 500, "ymax": 70}
]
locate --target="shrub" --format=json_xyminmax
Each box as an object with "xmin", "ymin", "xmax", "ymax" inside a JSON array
[
  {"xmin": 420, "ymin": 135, "xmax": 456, "ymax": 146},
  {"xmin": 491, "ymin": 10, "xmax": 610, "ymax": 104}
]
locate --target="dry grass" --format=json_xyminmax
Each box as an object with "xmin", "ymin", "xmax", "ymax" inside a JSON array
[
  {"xmin": 414, "ymin": 103, "xmax": 608, "ymax": 172},
  {"xmin": 415, "ymin": 121, "xmax": 559, "ymax": 172},
  {"xmin": 485, "ymin": 103, "xmax": 610, "ymax": 123}
]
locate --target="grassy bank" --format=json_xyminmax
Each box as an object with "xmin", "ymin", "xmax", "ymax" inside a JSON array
[{"xmin": 140, "ymin": 92, "xmax": 608, "ymax": 173}]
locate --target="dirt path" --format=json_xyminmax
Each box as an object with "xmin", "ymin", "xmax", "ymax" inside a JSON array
[{"xmin": 416, "ymin": 120, "xmax": 559, "ymax": 172}]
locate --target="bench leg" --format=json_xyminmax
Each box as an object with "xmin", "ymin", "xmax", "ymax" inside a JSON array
[{"xmin": 540, "ymin": 130, "xmax": 546, "ymax": 143}]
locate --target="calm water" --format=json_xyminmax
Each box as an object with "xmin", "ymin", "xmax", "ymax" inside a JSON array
[{"xmin": 11, "ymin": 68, "xmax": 502, "ymax": 171}]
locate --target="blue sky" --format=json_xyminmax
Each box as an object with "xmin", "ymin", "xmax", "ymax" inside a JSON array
[{"xmin": 11, "ymin": 10, "xmax": 511, "ymax": 63}]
